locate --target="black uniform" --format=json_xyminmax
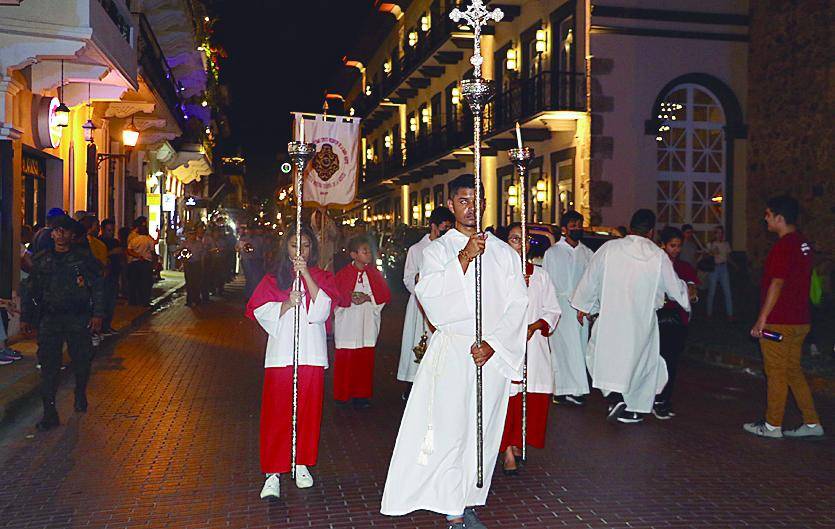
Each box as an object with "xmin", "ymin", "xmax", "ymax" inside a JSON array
[{"xmin": 21, "ymin": 244, "xmax": 105, "ymax": 427}]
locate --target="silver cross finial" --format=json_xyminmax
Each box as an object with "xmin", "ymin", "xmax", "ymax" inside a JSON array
[{"xmin": 450, "ymin": 0, "xmax": 504, "ymax": 78}]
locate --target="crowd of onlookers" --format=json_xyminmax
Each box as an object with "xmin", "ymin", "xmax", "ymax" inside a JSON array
[{"xmin": 0, "ymin": 209, "xmax": 225, "ymax": 366}]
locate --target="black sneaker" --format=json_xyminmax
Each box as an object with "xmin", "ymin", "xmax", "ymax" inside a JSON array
[
  {"xmin": 617, "ymin": 411, "xmax": 644, "ymax": 424},
  {"xmin": 463, "ymin": 507, "xmax": 487, "ymax": 529},
  {"xmin": 607, "ymin": 401, "xmax": 627, "ymax": 423},
  {"xmin": 74, "ymin": 392, "xmax": 88, "ymax": 413},
  {"xmin": 564, "ymin": 395, "xmax": 587, "ymax": 406},
  {"xmin": 352, "ymin": 398, "xmax": 371, "ymax": 409},
  {"xmin": 36, "ymin": 412, "xmax": 60, "ymax": 431}
]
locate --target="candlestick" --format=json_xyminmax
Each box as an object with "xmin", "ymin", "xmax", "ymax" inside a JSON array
[{"xmin": 515, "ymin": 121, "xmax": 523, "ymax": 150}]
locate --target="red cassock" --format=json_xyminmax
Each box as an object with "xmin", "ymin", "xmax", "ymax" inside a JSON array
[
  {"xmin": 333, "ymin": 264, "xmax": 391, "ymax": 401},
  {"xmin": 500, "ymin": 392, "xmax": 551, "ymax": 452},
  {"xmin": 246, "ymin": 269, "xmax": 341, "ymax": 474}
]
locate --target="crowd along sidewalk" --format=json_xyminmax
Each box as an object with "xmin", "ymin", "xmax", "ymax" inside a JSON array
[{"xmin": 0, "ymin": 271, "xmax": 185, "ymax": 424}]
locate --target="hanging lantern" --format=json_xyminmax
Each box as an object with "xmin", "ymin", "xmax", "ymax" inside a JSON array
[
  {"xmin": 82, "ymin": 119, "xmax": 97, "ymax": 143},
  {"xmin": 122, "ymin": 118, "xmax": 139, "ymax": 147}
]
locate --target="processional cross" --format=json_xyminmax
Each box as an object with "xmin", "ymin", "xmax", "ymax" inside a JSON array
[{"xmin": 449, "ymin": 0, "xmax": 503, "ymax": 489}]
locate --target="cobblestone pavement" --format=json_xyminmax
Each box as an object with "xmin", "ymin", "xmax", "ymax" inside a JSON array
[{"xmin": 0, "ymin": 280, "xmax": 833, "ymax": 529}]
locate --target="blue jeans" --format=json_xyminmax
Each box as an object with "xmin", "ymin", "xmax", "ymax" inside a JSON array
[{"xmin": 707, "ymin": 263, "xmax": 733, "ymax": 317}]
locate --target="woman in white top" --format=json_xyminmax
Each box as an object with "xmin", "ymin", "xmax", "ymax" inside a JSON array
[
  {"xmin": 126, "ymin": 225, "xmax": 157, "ymax": 306},
  {"xmin": 245, "ymin": 225, "xmax": 340, "ymax": 500},
  {"xmin": 499, "ymin": 223, "xmax": 561, "ymax": 475},
  {"xmin": 706, "ymin": 225, "xmax": 734, "ymax": 320}
]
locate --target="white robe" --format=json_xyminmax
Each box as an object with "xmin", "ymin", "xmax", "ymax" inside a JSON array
[
  {"xmin": 509, "ymin": 265, "xmax": 561, "ymax": 397},
  {"xmin": 334, "ymin": 271, "xmax": 385, "ymax": 349},
  {"xmin": 541, "ymin": 239, "xmax": 594, "ymax": 396},
  {"xmin": 570, "ymin": 235, "xmax": 690, "ymax": 413},
  {"xmin": 398, "ymin": 234, "xmax": 433, "ymax": 382},
  {"xmin": 381, "ymin": 229, "xmax": 528, "ymax": 516},
  {"xmin": 253, "ymin": 290, "xmax": 332, "ymax": 368}
]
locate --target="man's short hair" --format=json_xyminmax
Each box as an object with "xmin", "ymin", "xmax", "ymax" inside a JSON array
[
  {"xmin": 681, "ymin": 224, "xmax": 694, "ymax": 232},
  {"xmin": 629, "ymin": 209, "xmax": 656, "ymax": 236},
  {"xmin": 133, "ymin": 216, "xmax": 148, "ymax": 228},
  {"xmin": 767, "ymin": 195, "xmax": 800, "ymax": 225},
  {"xmin": 429, "ymin": 206, "xmax": 455, "ymax": 227},
  {"xmin": 348, "ymin": 235, "xmax": 370, "ymax": 253},
  {"xmin": 101, "ymin": 219, "xmax": 115, "ymax": 230},
  {"xmin": 560, "ymin": 210, "xmax": 584, "ymax": 228},
  {"xmin": 660, "ymin": 226, "xmax": 684, "ymax": 244},
  {"xmin": 79, "ymin": 216, "xmax": 97, "ymax": 232},
  {"xmin": 447, "ymin": 173, "xmax": 484, "ymax": 198}
]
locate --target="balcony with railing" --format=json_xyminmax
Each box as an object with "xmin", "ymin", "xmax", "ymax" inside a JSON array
[
  {"xmin": 137, "ymin": 13, "xmax": 184, "ymax": 129},
  {"xmin": 361, "ymin": 69, "xmax": 586, "ymax": 189}
]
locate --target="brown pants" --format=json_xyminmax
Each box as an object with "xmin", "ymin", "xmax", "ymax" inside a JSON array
[{"xmin": 761, "ymin": 324, "xmax": 819, "ymax": 426}]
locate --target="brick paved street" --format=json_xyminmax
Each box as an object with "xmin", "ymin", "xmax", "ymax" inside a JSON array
[{"xmin": 0, "ymin": 280, "xmax": 833, "ymax": 529}]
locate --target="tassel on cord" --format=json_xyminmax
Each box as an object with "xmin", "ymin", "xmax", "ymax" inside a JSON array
[{"xmin": 418, "ymin": 426, "xmax": 434, "ymax": 466}]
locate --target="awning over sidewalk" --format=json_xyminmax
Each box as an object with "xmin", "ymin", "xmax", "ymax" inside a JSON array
[{"xmin": 170, "ymin": 146, "xmax": 212, "ymax": 184}]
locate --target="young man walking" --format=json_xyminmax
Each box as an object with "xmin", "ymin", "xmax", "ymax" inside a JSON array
[
  {"xmin": 571, "ymin": 210, "xmax": 691, "ymax": 424},
  {"xmin": 745, "ymin": 195, "xmax": 824, "ymax": 439},
  {"xmin": 397, "ymin": 206, "xmax": 454, "ymax": 398},
  {"xmin": 541, "ymin": 210, "xmax": 593, "ymax": 405},
  {"xmin": 381, "ymin": 174, "xmax": 528, "ymax": 528}
]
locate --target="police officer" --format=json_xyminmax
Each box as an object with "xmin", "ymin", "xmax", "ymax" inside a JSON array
[{"xmin": 21, "ymin": 216, "xmax": 105, "ymax": 431}]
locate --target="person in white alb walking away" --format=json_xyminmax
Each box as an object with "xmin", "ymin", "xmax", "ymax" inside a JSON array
[
  {"xmin": 397, "ymin": 206, "xmax": 455, "ymax": 400},
  {"xmin": 541, "ymin": 210, "xmax": 593, "ymax": 406},
  {"xmin": 571, "ymin": 209, "xmax": 691, "ymax": 424}
]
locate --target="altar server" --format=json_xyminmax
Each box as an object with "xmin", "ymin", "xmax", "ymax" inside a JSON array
[
  {"xmin": 333, "ymin": 236, "xmax": 391, "ymax": 408},
  {"xmin": 381, "ymin": 174, "xmax": 528, "ymax": 529},
  {"xmin": 246, "ymin": 225, "xmax": 340, "ymax": 499},
  {"xmin": 571, "ymin": 209, "xmax": 690, "ymax": 424},
  {"xmin": 541, "ymin": 210, "xmax": 594, "ymax": 405},
  {"xmin": 397, "ymin": 206, "xmax": 455, "ymax": 397},
  {"xmin": 499, "ymin": 223, "xmax": 561, "ymax": 475}
]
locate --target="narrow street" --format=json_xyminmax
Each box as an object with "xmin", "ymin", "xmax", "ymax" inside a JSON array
[{"xmin": 0, "ymin": 282, "xmax": 832, "ymax": 529}]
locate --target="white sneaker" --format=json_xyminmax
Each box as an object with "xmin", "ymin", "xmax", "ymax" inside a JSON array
[
  {"xmin": 259, "ymin": 474, "xmax": 280, "ymax": 499},
  {"xmin": 743, "ymin": 420, "xmax": 783, "ymax": 439},
  {"xmin": 295, "ymin": 465, "xmax": 314, "ymax": 489}
]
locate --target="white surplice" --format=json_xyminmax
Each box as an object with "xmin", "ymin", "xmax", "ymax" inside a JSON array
[
  {"xmin": 541, "ymin": 238, "xmax": 594, "ymax": 396},
  {"xmin": 334, "ymin": 270, "xmax": 385, "ymax": 349},
  {"xmin": 253, "ymin": 290, "xmax": 332, "ymax": 368},
  {"xmin": 570, "ymin": 235, "xmax": 690, "ymax": 413},
  {"xmin": 381, "ymin": 229, "xmax": 528, "ymax": 517},
  {"xmin": 509, "ymin": 265, "xmax": 561, "ymax": 397},
  {"xmin": 398, "ymin": 234, "xmax": 433, "ymax": 382}
]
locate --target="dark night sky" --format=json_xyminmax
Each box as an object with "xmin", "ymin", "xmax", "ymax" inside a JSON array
[{"xmin": 212, "ymin": 0, "xmax": 375, "ymax": 199}]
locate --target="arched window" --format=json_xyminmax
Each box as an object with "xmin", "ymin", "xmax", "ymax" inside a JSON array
[{"xmin": 655, "ymin": 84, "xmax": 726, "ymax": 244}]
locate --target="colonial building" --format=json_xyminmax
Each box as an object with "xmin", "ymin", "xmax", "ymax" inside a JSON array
[
  {"xmin": 0, "ymin": 0, "xmax": 219, "ymax": 304},
  {"xmin": 333, "ymin": 0, "xmax": 749, "ymax": 249}
]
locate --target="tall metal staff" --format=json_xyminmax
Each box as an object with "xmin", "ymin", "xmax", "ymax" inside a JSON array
[
  {"xmin": 287, "ymin": 119, "xmax": 317, "ymax": 480},
  {"xmin": 450, "ymin": 0, "xmax": 504, "ymax": 489},
  {"xmin": 509, "ymin": 132, "xmax": 534, "ymax": 462}
]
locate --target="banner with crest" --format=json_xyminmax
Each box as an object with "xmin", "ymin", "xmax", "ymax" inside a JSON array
[{"xmin": 293, "ymin": 113, "xmax": 361, "ymax": 207}]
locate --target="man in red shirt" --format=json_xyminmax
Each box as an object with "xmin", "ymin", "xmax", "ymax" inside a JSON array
[{"xmin": 745, "ymin": 195, "xmax": 823, "ymax": 439}]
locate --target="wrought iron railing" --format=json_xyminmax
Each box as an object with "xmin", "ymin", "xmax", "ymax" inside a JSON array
[
  {"xmin": 96, "ymin": 0, "xmax": 132, "ymax": 42},
  {"xmin": 137, "ymin": 13, "xmax": 184, "ymax": 127}
]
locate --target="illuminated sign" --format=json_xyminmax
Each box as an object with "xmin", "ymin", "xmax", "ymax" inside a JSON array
[
  {"xmin": 162, "ymin": 193, "xmax": 176, "ymax": 212},
  {"xmin": 185, "ymin": 196, "xmax": 197, "ymax": 207},
  {"xmin": 34, "ymin": 96, "xmax": 64, "ymax": 149},
  {"xmin": 146, "ymin": 193, "xmax": 161, "ymax": 206},
  {"xmin": 281, "ymin": 162, "xmax": 292, "ymax": 174}
]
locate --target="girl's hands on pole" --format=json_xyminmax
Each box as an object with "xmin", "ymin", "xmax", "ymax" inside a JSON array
[{"xmin": 292, "ymin": 255, "xmax": 308, "ymax": 278}]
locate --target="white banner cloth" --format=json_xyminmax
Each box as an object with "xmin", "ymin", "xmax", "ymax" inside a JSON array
[{"xmin": 293, "ymin": 113, "xmax": 360, "ymax": 207}]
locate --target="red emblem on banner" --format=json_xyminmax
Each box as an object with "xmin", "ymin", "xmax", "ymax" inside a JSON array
[{"xmin": 312, "ymin": 144, "xmax": 340, "ymax": 182}]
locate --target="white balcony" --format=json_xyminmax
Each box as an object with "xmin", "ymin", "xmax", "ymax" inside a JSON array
[{"xmin": 0, "ymin": 0, "xmax": 138, "ymax": 89}]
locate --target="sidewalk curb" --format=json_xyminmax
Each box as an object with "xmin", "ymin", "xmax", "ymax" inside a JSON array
[
  {"xmin": 0, "ymin": 282, "xmax": 185, "ymax": 425},
  {"xmin": 686, "ymin": 344, "xmax": 835, "ymax": 397}
]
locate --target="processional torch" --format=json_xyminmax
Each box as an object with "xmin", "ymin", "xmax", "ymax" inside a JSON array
[
  {"xmin": 509, "ymin": 127, "xmax": 534, "ymax": 463},
  {"xmin": 287, "ymin": 122, "xmax": 317, "ymax": 480},
  {"xmin": 449, "ymin": 0, "xmax": 504, "ymax": 489}
]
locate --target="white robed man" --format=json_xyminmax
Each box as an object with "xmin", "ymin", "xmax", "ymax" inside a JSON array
[
  {"xmin": 541, "ymin": 210, "xmax": 594, "ymax": 405},
  {"xmin": 397, "ymin": 206, "xmax": 455, "ymax": 399},
  {"xmin": 381, "ymin": 174, "xmax": 528, "ymax": 529},
  {"xmin": 571, "ymin": 209, "xmax": 691, "ymax": 424}
]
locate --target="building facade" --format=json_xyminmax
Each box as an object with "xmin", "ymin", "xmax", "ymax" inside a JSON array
[
  {"xmin": 0, "ymin": 0, "xmax": 218, "ymax": 307},
  {"xmin": 335, "ymin": 0, "xmax": 749, "ymax": 249}
]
